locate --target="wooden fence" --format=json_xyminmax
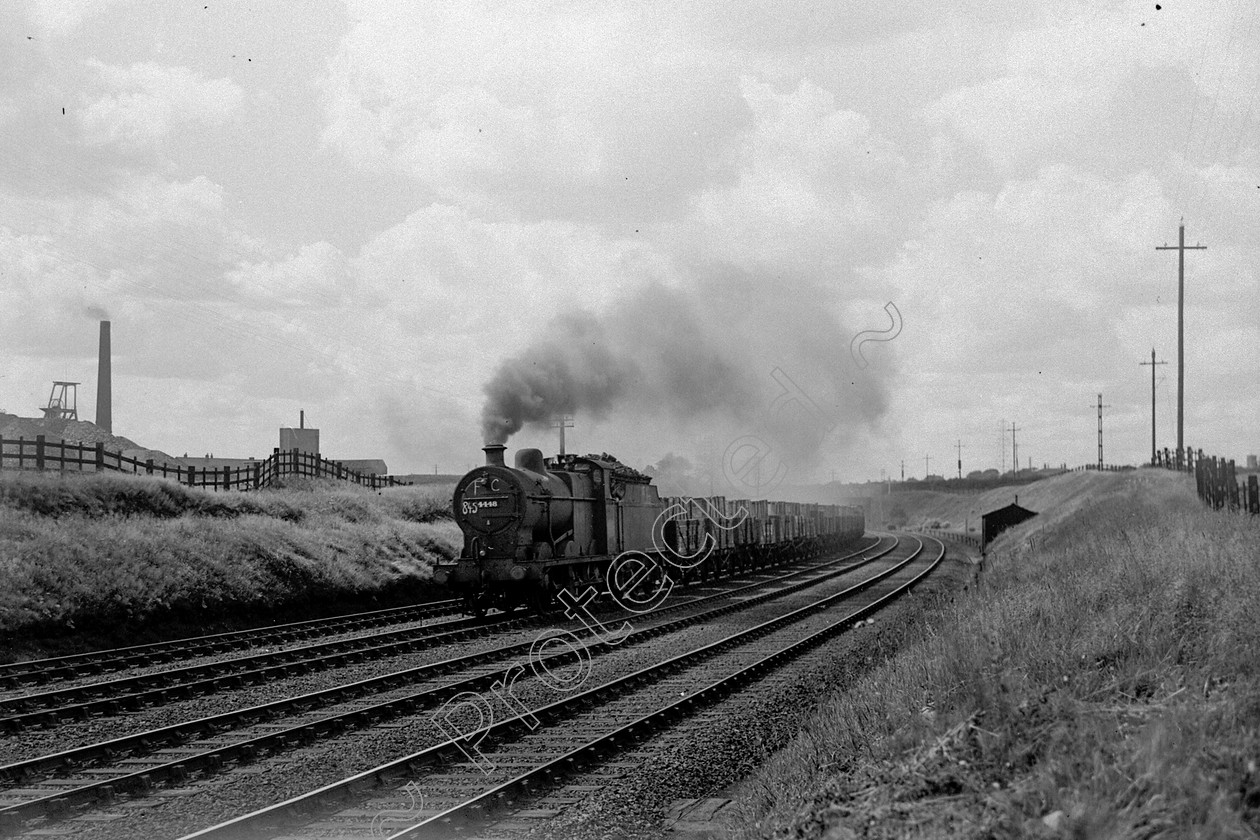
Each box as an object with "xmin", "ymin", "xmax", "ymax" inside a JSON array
[
  {"xmin": 1152, "ymin": 445, "xmax": 1202, "ymax": 472},
  {"xmin": 1193, "ymin": 454, "xmax": 1259, "ymax": 515},
  {"xmin": 0, "ymin": 436, "xmax": 410, "ymax": 491},
  {"xmin": 1152, "ymin": 445, "xmax": 1258, "ymax": 515}
]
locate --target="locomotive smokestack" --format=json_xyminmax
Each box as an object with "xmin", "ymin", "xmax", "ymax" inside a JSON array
[
  {"xmin": 483, "ymin": 444, "xmax": 506, "ymax": 467},
  {"xmin": 96, "ymin": 321, "xmax": 111, "ymax": 432}
]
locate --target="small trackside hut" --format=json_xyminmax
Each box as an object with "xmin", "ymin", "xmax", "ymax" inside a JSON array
[{"xmin": 980, "ymin": 498, "xmax": 1037, "ymax": 554}]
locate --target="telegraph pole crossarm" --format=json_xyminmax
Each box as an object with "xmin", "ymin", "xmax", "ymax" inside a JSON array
[
  {"xmin": 1139, "ymin": 349, "xmax": 1168, "ymax": 465},
  {"xmin": 552, "ymin": 415, "xmax": 574, "ymax": 456},
  {"xmin": 1156, "ymin": 222, "xmax": 1206, "ymax": 468}
]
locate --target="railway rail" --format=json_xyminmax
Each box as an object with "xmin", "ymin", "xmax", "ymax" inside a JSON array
[
  {"xmin": 171, "ymin": 534, "xmax": 941, "ymax": 840},
  {"xmin": 0, "ymin": 599, "xmax": 465, "ymax": 690},
  {"xmin": 0, "ymin": 607, "xmax": 540, "ymax": 730},
  {"xmin": 0, "ymin": 535, "xmax": 896, "ymax": 832}
]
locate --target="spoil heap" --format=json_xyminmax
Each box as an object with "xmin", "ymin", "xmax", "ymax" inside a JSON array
[{"xmin": 0, "ymin": 413, "xmax": 185, "ymax": 467}]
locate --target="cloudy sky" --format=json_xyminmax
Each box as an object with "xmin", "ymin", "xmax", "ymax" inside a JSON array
[{"xmin": 1, "ymin": 0, "xmax": 1256, "ymax": 490}]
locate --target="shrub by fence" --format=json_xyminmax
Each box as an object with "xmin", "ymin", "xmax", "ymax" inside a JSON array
[{"xmin": 0, "ymin": 435, "xmax": 410, "ymax": 491}]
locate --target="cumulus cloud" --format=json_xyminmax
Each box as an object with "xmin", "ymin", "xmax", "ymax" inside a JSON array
[
  {"xmin": 20, "ymin": 0, "xmax": 128, "ymax": 36},
  {"xmin": 686, "ymin": 77, "xmax": 909, "ymax": 272},
  {"xmin": 1, "ymin": 0, "xmax": 1257, "ymax": 478},
  {"xmin": 318, "ymin": 2, "xmax": 751, "ymax": 221},
  {"xmin": 79, "ymin": 61, "xmax": 243, "ymax": 150},
  {"xmin": 228, "ymin": 242, "xmax": 354, "ymax": 308}
]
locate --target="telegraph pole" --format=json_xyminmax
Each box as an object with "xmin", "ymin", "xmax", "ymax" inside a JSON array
[
  {"xmin": 1000, "ymin": 418, "xmax": 1006, "ymax": 473},
  {"xmin": 1088, "ymin": 394, "xmax": 1111, "ymax": 469},
  {"xmin": 1139, "ymin": 349, "xmax": 1167, "ymax": 465},
  {"xmin": 1009, "ymin": 422, "xmax": 1020, "ymax": 476},
  {"xmin": 1156, "ymin": 223, "xmax": 1206, "ymax": 466},
  {"xmin": 955, "ymin": 439, "xmax": 967, "ymax": 479},
  {"xmin": 552, "ymin": 415, "xmax": 574, "ymax": 455},
  {"xmin": 924, "ymin": 453, "xmax": 932, "ymax": 478},
  {"xmin": 900, "ymin": 459, "xmax": 905, "ymax": 481}
]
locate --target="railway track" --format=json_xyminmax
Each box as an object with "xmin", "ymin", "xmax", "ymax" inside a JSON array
[
  {"xmin": 0, "ymin": 534, "xmax": 938, "ymax": 840},
  {"xmin": 0, "ymin": 536, "xmax": 897, "ymax": 834},
  {"xmin": 0, "ymin": 607, "xmax": 544, "ymax": 731},
  {"xmin": 0, "ymin": 599, "xmax": 466, "ymax": 690},
  {"xmin": 0, "ymin": 537, "xmax": 883, "ymax": 734},
  {"xmin": 170, "ymin": 534, "xmax": 942, "ymax": 840}
]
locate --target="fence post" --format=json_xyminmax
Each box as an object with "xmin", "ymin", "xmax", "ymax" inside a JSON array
[
  {"xmin": 1215, "ymin": 458, "xmax": 1224, "ymax": 510},
  {"xmin": 223, "ymin": 465, "xmax": 231, "ymax": 491},
  {"xmin": 1212, "ymin": 457, "xmax": 1222, "ymax": 509},
  {"xmin": 188, "ymin": 465, "xmax": 196, "ymax": 488},
  {"xmin": 253, "ymin": 462, "xmax": 261, "ymax": 489},
  {"xmin": 1249, "ymin": 475, "xmax": 1259, "ymax": 515},
  {"xmin": 35, "ymin": 435, "xmax": 45, "ymax": 471},
  {"xmin": 1227, "ymin": 460, "xmax": 1237, "ymax": 511},
  {"xmin": 95, "ymin": 442, "xmax": 105, "ymax": 472},
  {"xmin": 0, "ymin": 434, "xmax": 4, "ymax": 472}
]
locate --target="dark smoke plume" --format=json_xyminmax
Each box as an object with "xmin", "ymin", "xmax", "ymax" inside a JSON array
[{"xmin": 480, "ymin": 271, "xmax": 892, "ymax": 469}]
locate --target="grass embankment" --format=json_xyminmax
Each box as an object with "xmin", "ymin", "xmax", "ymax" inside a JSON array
[
  {"xmin": 871, "ymin": 471, "xmax": 1118, "ymax": 534},
  {"xmin": 735, "ymin": 469, "xmax": 1260, "ymax": 838},
  {"xmin": 0, "ymin": 471, "xmax": 460, "ymax": 661}
]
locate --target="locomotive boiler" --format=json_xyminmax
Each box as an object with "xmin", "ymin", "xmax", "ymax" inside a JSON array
[{"xmin": 435, "ymin": 444, "xmax": 865, "ymax": 616}]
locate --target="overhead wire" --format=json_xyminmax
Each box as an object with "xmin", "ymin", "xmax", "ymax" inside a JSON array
[
  {"xmin": 1198, "ymin": 0, "xmax": 1260, "ymax": 235},
  {"xmin": 1182, "ymin": 0, "xmax": 1249, "ymax": 224},
  {"xmin": 1170, "ymin": 0, "xmax": 1223, "ymax": 215}
]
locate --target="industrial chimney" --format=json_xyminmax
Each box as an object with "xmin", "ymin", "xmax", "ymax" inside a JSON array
[{"xmin": 96, "ymin": 321, "xmax": 111, "ymax": 432}]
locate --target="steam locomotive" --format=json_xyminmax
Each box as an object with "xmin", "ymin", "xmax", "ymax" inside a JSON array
[{"xmin": 434, "ymin": 444, "xmax": 865, "ymax": 615}]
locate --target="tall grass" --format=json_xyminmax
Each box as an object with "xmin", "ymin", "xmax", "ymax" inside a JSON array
[
  {"xmin": 735, "ymin": 470, "xmax": 1260, "ymax": 838},
  {"xmin": 0, "ymin": 471, "xmax": 460, "ymax": 657}
]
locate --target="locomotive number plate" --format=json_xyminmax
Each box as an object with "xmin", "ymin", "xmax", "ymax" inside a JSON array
[{"xmin": 461, "ymin": 498, "xmax": 502, "ymax": 515}]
